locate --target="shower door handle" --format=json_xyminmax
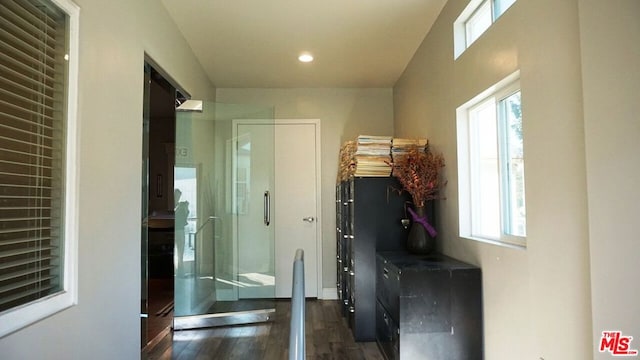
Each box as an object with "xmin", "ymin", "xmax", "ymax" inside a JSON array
[{"xmin": 264, "ymin": 191, "xmax": 270, "ymax": 226}]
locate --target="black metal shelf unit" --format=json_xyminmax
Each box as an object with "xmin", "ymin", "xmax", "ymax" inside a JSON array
[{"xmin": 336, "ymin": 177, "xmax": 410, "ymax": 341}]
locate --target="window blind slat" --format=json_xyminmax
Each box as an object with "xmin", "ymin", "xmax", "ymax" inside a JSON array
[
  {"xmin": 0, "ymin": 32, "xmax": 57, "ymax": 74},
  {"xmin": 0, "ymin": 200, "xmax": 53, "ymax": 209},
  {"xmin": 0, "ymin": 51, "xmax": 56, "ymax": 89},
  {"xmin": 0, "ymin": 275, "xmax": 56, "ymax": 294},
  {"xmin": 0, "ymin": 62, "xmax": 60, "ymax": 94},
  {"xmin": 1, "ymin": 124, "xmax": 56, "ymax": 147},
  {"xmin": 0, "ymin": 285, "xmax": 56, "ymax": 307},
  {"xmin": 1, "ymin": 148, "xmax": 53, "ymax": 165},
  {"xmin": 0, "ymin": 266, "xmax": 56, "ymax": 284},
  {"xmin": 0, "ymin": 87, "xmax": 56, "ymax": 114},
  {"xmin": 0, "ymin": 226, "xmax": 52, "ymax": 235},
  {"xmin": 14, "ymin": 0, "xmax": 62, "ymax": 28},
  {"xmin": 0, "ymin": 253, "xmax": 54, "ymax": 270},
  {"xmin": 0, "ymin": 98, "xmax": 55, "ymax": 121},
  {"xmin": 0, "ymin": 124, "xmax": 53, "ymax": 142},
  {"xmin": 0, "ymin": 71, "xmax": 55, "ymax": 103},
  {"xmin": 0, "ymin": 158, "xmax": 53, "ymax": 169},
  {"xmin": 0, "ymin": 235, "xmax": 53, "ymax": 245},
  {"xmin": 0, "ymin": 51, "xmax": 57, "ymax": 85},
  {"xmin": 0, "ymin": 166, "xmax": 54, "ymax": 175},
  {"xmin": 0, "ymin": 136, "xmax": 54, "ymax": 156},
  {"xmin": 0, "ymin": 199, "xmax": 53, "ymax": 208},
  {"xmin": 2, "ymin": 1, "xmax": 57, "ymax": 38},
  {"xmin": 0, "ymin": 183, "xmax": 53, "ymax": 190},
  {"xmin": 0, "ymin": 3, "xmax": 58, "ymax": 54},
  {"xmin": 0, "ymin": 135, "xmax": 54, "ymax": 152},
  {"xmin": 0, "ymin": 197, "xmax": 53, "ymax": 202},
  {"xmin": 0, "ymin": 246, "xmax": 56, "ymax": 260},
  {"xmin": 0, "ymin": 176, "xmax": 52, "ymax": 189}
]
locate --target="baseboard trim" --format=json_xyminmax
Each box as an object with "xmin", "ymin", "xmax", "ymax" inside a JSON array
[{"xmin": 322, "ymin": 287, "xmax": 338, "ymax": 300}]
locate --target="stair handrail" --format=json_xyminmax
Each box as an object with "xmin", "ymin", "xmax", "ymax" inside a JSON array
[{"xmin": 289, "ymin": 249, "xmax": 305, "ymax": 360}]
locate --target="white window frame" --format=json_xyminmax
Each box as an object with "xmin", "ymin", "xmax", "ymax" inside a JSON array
[
  {"xmin": 0, "ymin": 0, "xmax": 80, "ymax": 338},
  {"xmin": 456, "ymin": 71, "xmax": 526, "ymax": 248},
  {"xmin": 453, "ymin": 0, "xmax": 517, "ymax": 59}
]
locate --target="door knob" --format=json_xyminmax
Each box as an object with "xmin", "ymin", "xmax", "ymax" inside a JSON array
[{"xmin": 302, "ymin": 217, "xmax": 315, "ymax": 223}]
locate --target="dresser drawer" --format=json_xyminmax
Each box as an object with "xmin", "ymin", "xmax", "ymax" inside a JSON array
[
  {"xmin": 376, "ymin": 300, "xmax": 399, "ymax": 360},
  {"xmin": 376, "ymin": 251, "xmax": 484, "ymax": 359},
  {"xmin": 376, "ymin": 256, "xmax": 401, "ymax": 320}
]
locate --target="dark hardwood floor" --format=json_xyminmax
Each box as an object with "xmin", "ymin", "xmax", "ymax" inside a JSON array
[
  {"xmin": 142, "ymin": 299, "xmax": 384, "ymax": 360},
  {"xmin": 146, "ymin": 278, "xmax": 175, "ymax": 342}
]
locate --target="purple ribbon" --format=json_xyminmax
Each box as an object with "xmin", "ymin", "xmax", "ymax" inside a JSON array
[{"xmin": 407, "ymin": 207, "xmax": 437, "ymax": 238}]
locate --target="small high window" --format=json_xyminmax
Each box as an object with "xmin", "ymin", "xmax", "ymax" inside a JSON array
[
  {"xmin": 454, "ymin": 0, "xmax": 517, "ymax": 58},
  {"xmin": 456, "ymin": 72, "xmax": 526, "ymax": 248}
]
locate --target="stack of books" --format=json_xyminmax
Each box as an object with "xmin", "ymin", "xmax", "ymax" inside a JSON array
[{"xmin": 353, "ymin": 135, "xmax": 392, "ymax": 177}]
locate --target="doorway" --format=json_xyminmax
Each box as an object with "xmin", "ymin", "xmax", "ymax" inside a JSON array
[
  {"xmin": 141, "ymin": 62, "xmax": 185, "ymax": 346},
  {"xmin": 142, "ymin": 65, "xmax": 285, "ymax": 343},
  {"xmin": 238, "ymin": 120, "xmax": 322, "ymax": 298},
  {"xmin": 172, "ymin": 101, "xmax": 277, "ymax": 330}
]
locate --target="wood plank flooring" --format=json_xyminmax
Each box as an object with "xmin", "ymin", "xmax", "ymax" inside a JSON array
[
  {"xmin": 142, "ymin": 300, "xmax": 384, "ymax": 360},
  {"xmin": 146, "ymin": 278, "xmax": 175, "ymax": 343}
]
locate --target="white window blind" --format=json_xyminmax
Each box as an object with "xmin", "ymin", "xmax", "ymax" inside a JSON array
[{"xmin": 0, "ymin": 0, "xmax": 68, "ymax": 314}]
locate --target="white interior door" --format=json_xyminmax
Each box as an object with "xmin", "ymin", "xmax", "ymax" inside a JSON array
[{"xmin": 274, "ymin": 121, "xmax": 319, "ymax": 298}]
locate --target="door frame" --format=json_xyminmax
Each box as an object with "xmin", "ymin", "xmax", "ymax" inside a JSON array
[
  {"xmin": 231, "ymin": 119, "xmax": 323, "ymax": 299},
  {"xmin": 274, "ymin": 119, "xmax": 323, "ymax": 299}
]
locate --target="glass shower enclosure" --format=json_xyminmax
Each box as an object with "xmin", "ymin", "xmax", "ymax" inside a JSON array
[{"xmin": 172, "ymin": 101, "xmax": 276, "ymax": 329}]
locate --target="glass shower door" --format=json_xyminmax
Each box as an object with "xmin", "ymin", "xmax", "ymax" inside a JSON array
[{"xmin": 172, "ymin": 101, "xmax": 276, "ymax": 329}]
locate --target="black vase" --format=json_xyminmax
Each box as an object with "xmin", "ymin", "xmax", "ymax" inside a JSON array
[{"xmin": 407, "ymin": 204, "xmax": 436, "ymax": 254}]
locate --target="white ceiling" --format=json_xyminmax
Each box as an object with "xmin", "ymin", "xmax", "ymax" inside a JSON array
[{"xmin": 160, "ymin": 0, "xmax": 447, "ymax": 88}]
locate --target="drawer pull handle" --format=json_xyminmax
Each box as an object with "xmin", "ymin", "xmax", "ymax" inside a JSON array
[
  {"xmin": 349, "ymin": 306, "xmax": 355, "ymax": 313},
  {"xmin": 349, "ymin": 270, "xmax": 355, "ymax": 276},
  {"xmin": 383, "ymin": 267, "xmax": 389, "ymax": 279}
]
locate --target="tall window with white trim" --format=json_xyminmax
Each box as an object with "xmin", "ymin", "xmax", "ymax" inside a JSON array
[
  {"xmin": 457, "ymin": 73, "xmax": 525, "ymax": 247},
  {"xmin": 0, "ymin": 0, "xmax": 79, "ymax": 337}
]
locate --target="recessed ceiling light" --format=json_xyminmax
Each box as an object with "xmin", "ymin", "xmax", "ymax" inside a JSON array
[{"xmin": 298, "ymin": 53, "xmax": 314, "ymax": 63}]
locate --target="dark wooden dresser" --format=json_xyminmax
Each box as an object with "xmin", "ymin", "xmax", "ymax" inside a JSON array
[{"xmin": 376, "ymin": 251, "xmax": 483, "ymax": 359}]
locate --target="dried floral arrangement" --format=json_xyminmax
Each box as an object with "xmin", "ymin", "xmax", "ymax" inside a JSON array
[{"xmin": 390, "ymin": 144, "xmax": 446, "ymax": 207}]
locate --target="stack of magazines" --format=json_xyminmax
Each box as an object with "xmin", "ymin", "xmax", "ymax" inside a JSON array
[
  {"xmin": 337, "ymin": 141, "xmax": 356, "ymax": 182},
  {"xmin": 353, "ymin": 135, "xmax": 392, "ymax": 177},
  {"xmin": 337, "ymin": 136, "xmax": 430, "ymax": 181},
  {"xmin": 391, "ymin": 138, "xmax": 428, "ymax": 158}
]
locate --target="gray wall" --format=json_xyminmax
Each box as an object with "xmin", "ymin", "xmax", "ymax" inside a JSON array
[
  {"xmin": 579, "ymin": 1, "xmax": 640, "ymax": 358},
  {"xmin": 393, "ymin": 0, "xmax": 640, "ymax": 358},
  {"xmin": 0, "ymin": 0, "xmax": 215, "ymax": 358}
]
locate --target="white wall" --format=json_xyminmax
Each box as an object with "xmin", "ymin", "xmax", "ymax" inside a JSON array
[
  {"xmin": 394, "ymin": 0, "xmax": 593, "ymax": 358},
  {"xmin": 578, "ymin": 1, "xmax": 640, "ymax": 358},
  {"xmin": 216, "ymin": 88, "xmax": 394, "ymax": 291},
  {"xmin": 0, "ymin": 0, "xmax": 215, "ymax": 359}
]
